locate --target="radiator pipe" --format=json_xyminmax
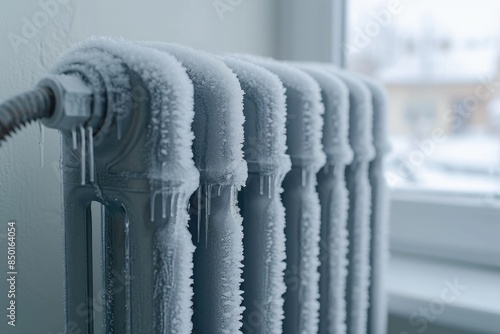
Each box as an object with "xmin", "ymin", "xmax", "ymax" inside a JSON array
[{"xmin": 0, "ymin": 87, "xmax": 55, "ymax": 142}]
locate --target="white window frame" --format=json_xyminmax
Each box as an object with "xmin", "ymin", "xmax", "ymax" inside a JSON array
[{"xmin": 390, "ymin": 188, "xmax": 500, "ymax": 268}]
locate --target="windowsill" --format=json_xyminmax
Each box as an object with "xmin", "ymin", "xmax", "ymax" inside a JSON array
[
  {"xmin": 389, "ymin": 187, "xmax": 500, "ymax": 333},
  {"xmin": 388, "ymin": 253, "xmax": 500, "ymax": 333}
]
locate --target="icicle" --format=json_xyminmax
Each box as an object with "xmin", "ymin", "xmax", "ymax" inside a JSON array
[
  {"xmin": 205, "ymin": 184, "xmax": 213, "ymax": 248},
  {"xmin": 87, "ymin": 127, "xmax": 95, "ymax": 183},
  {"xmin": 301, "ymin": 167, "xmax": 307, "ymax": 187},
  {"xmin": 72, "ymin": 127, "xmax": 77, "ymax": 150},
  {"xmin": 79, "ymin": 125, "xmax": 86, "ymax": 185},
  {"xmin": 162, "ymin": 190, "xmax": 168, "ymax": 219},
  {"xmin": 217, "ymin": 184, "xmax": 222, "ymax": 196},
  {"xmin": 268, "ymin": 174, "xmax": 273, "ymax": 199},
  {"xmin": 207, "ymin": 185, "xmax": 212, "ymax": 216},
  {"xmin": 197, "ymin": 187, "xmax": 202, "ymax": 243},
  {"xmin": 259, "ymin": 174, "xmax": 264, "ymax": 195},
  {"xmin": 170, "ymin": 192, "xmax": 177, "ymax": 218},
  {"xmin": 38, "ymin": 122, "xmax": 45, "ymax": 168},
  {"xmin": 150, "ymin": 190, "xmax": 160, "ymax": 222}
]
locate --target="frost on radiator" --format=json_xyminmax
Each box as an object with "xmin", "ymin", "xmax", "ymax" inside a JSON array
[
  {"xmin": 222, "ymin": 56, "xmax": 291, "ymax": 334},
  {"xmin": 144, "ymin": 42, "xmax": 247, "ymax": 334},
  {"xmin": 52, "ymin": 36, "xmax": 200, "ymax": 333},
  {"xmin": 331, "ymin": 69, "xmax": 376, "ymax": 163},
  {"xmin": 330, "ymin": 69, "xmax": 376, "ymax": 334},
  {"xmin": 222, "ymin": 56, "xmax": 290, "ymax": 176},
  {"xmin": 237, "ymin": 54, "xmax": 325, "ymax": 334},
  {"xmin": 237, "ymin": 55, "xmax": 326, "ymax": 171},
  {"xmin": 297, "ymin": 64, "xmax": 353, "ymax": 334},
  {"xmin": 361, "ymin": 76, "xmax": 391, "ymax": 334},
  {"xmin": 145, "ymin": 42, "xmax": 247, "ymax": 188}
]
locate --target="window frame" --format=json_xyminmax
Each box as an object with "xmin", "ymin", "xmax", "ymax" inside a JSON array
[{"xmin": 389, "ymin": 188, "xmax": 500, "ymax": 269}]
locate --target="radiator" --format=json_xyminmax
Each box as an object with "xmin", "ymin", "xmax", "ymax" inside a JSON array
[{"xmin": 0, "ymin": 36, "xmax": 390, "ymax": 334}]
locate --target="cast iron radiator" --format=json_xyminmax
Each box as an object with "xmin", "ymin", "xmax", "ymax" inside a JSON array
[{"xmin": 0, "ymin": 37, "xmax": 390, "ymax": 334}]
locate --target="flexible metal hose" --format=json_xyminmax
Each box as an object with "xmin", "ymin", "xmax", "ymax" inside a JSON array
[{"xmin": 0, "ymin": 87, "xmax": 55, "ymax": 142}]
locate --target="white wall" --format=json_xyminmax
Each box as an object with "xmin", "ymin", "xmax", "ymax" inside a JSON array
[
  {"xmin": 274, "ymin": 0, "xmax": 346, "ymax": 64},
  {"xmin": 0, "ymin": 1, "xmax": 278, "ymax": 332}
]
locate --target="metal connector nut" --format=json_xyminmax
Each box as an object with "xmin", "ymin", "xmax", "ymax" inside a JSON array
[{"xmin": 37, "ymin": 75, "xmax": 93, "ymax": 132}]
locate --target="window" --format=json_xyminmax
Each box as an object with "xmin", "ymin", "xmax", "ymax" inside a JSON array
[
  {"xmin": 348, "ymin": 0, "xmax": 500, "ymax": 197},
  {"xmin": 347, "ymin": 1, "xmax": 500, "ymax": 332}
]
